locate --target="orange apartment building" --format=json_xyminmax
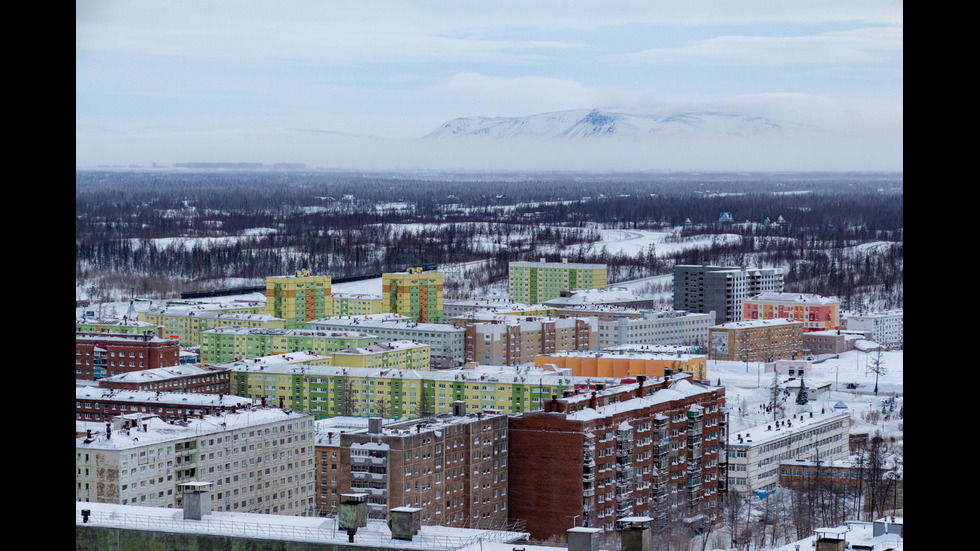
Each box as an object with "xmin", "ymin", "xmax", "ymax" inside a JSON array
[
  {"xmin": 709, "ymin": 318, "xmax": 803, "ymax": 362},
  {"xmin": 743, "ymin": 292, "xmax": 841, "ymax": 332},
  {"xmin": 534, "ymin": 350, "xmax": 708, "ymax": 380}
]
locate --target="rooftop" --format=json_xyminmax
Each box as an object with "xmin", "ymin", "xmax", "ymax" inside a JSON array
[
  {"xmin": 75, "ymin": 501, "xmax": 533, "ymax": 551},
  {"xmin": 729, "ymin": 410, "xmax": 850, "ymax": 448}
]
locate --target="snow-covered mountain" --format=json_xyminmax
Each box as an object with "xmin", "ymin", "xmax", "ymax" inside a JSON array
[{"xmin": 423, "ymin": 108, "xmax": 804, "ymax": 141}]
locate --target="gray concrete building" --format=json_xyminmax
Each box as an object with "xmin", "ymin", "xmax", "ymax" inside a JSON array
[{"xmin": 672, "ymin": 265, "xmax": 784, "ymax": 324}]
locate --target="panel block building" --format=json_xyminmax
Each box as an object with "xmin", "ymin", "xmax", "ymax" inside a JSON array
[
  {"xmin": 266, "ymin": 270, "xmax": 332, "ymax": 328},
  {"xmin": 672, "ymin": 265, "xmax": 784, "ymax": 324},
  {"xmin": 314, "ymin": 412, "xmax": 510, "ymax": 527},
  {"xmin": 708, "ymin": 318, "xmax": 804, "ymax": 362},
  {"xmin": 508, "ymin": 372, "xmax": 727, "ymax": 540},
  {"xmin": 382, "ymin": 269, "xmax": 444, "ymax": 323},
  {"xmin": 508, "ymin": 260, "xmax": 607, "ymax": 305},
  {"xmin": 743, "ymin": 292, "xmax": 841, "ymax": 332}
]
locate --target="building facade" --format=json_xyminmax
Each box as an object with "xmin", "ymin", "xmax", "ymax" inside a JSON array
[
  {"xmin": 76, "ymin": 408, "xmax": 316, "ymax": 516},
  {"xmin": 266, "ymin": 270, "xmax": 333, "ymax": 328},
  {"xmin": 76, "ymin": 333, "xmax": 181, "ymax": 380},
  {"xmin": 672, "ymin": 265, "xmax": 784, "ymax": 324},
  {"xmin": 227, "ymin": 357, "xmax": 605, "ymax": 419},
  {"xmin": 382, "ymin": 269, "xmax": 444, "ymax": 323},
  {"xmin": 508, "ymin": 373, "xmax": 727, "ymax": 540},
  {"xmin": 743, "ymin": 292, "xmax": 841, "ymax": 332},
  {"xmin": 534, "ymin": 350, "xmax": 709, "ymax": 381},
  {"xmin": 708, "ymin": 319, "xmax": 803, "ymax": 362},
  {"xmin": 315, "ymin": 412, "xmax": 510, "ymax": 528},
  {"xmin": 330, "ymin": 293, "xmax": 383, "ymax": 317},
  {"xmin": 139, "ymin": 306, "xmax": 282, "ymax": 346},
  {"xmin": 508, "ymin": 260, "xmax": 607, "ymax": 304},
  {"xmin": 843, "ymin": 310, "xmax": 903, "ymax": 348},
  {"xmin": 75, "ymin": 386, "xmax": 253, "ymax": 422},
  {"xmin": 597, "ymin": 309, "xmax": 715, "ymax": 349},
  {"xmin": 727, "ymin": 411, "xmax": 850, "ymax": 498},
  {"xmin": 308, "ymin": 314, "xmax": 465, "ymax": 368},
  {"xmin": 99, "ymin": 364, "xmax": 232, "ymax": 395},
  {"xmin": 463, "ymin": 315, "xmax": 598, "ymax": 366},
  {"xmin": 198, "ymin": 327, "xmax": 377, "ymax": 364}
]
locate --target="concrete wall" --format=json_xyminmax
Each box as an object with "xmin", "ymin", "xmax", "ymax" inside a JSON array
[{"xmin": 76, "ymin": 525, "xmax": 397, "ymax": 551}]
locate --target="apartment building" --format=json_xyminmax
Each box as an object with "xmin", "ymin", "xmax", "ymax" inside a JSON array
[
  {"xmin": 708, "ymin": 318, "xmax": 804, "ymax": 362},
  {"xmin": 99, "ymin": 364, "xmax": 232, "ymax": 395},
  {"xmin": 843, "ymin": 310, "xmax": 903, "ymax": 348},
  {"xmin": 727, "ymin": 411, "xmax": 850, "ymax": 498},
  {"xmin": 802, "ymin": 329, "xmax": 872, "ymax": 356},
  {"xmin": 76, "ymin": 317, "xmax": 162, "ymax": 338},
  {"xmin": 266, "ymin": 270, "xmax": 332, "ymax": 328},
  {"xmin": 330, "ymin": 293, "xmax": 383, "ymax": 317},
  {"xmin": 672, "ymin": 265, "xmax": 784, "ymax": 324},
  {"xmin": 508, "ymin": 259, "xmax": 607, "ymax": 304},
  {"xmin": 308, "ymin": 314, "xmax": 465, "ymax": 368},
  {"xmin": 542, "ymin": 287, "xmax": 656, "ymax": 309},
  {"xmin": 315, "ymin": 412, "xmax": 510, "ymax": 528},
  {"xmin": 444, "ymin": 298, "xmax": 555, "ymax": 319},
  {"xmin": 75, "ymin": 408, "xmax": 317, "ymax": 516},
  {"xmin": 597, "ymin": 309, "xmax": 715, "ymax": 349},
  {"xmin": 75, "ymin": 386, "xmax": 252, "ymax": 422},
  {"xmin": 227, "ymin": 356, "xmax": 607, "ymax": 418},
  {"xmin": 534, "ymin": 350, "xmax": 708, "ymax": 380},
  {"xmin": 76, "ymin": 333, "xmax": 180, "ymax": 381},
  {"xmin": 198, "ymin": 327, "xmax": 377, "ymax": 364},
  {"xmin": 382, "ymin": 269, "xmax": 444, "ymax": 323},
  {"xmin": 329, "ymin": 341, "xmax": 432, "ymax": 372},
  {"xmin": 743, "ymin": 292, "xmax": 841, "ymax": 332},
  {"xmin": 508, "ymin": 373, "xmax": 727, "ymax": 540},
  {"xmin": 138, "ymin": 307, "xmax": 283, "ymax": 346},
  {"xmin": 463, "ymin": 315, "xmax": 598, "ymax": 366}
]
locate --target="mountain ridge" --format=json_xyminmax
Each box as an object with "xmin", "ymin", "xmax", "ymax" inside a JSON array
[{"xmin": 423, "ymin": 108, "xmax": 808, "ymax": 141}]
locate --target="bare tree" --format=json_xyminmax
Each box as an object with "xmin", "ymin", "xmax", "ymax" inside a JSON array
[{"xmin": 868, "ymin": 346, "xmax": 887, "ymax": 396}]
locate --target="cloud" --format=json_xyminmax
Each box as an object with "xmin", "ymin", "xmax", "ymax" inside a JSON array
[{"xmin": 616, "ymin": 27, "xmax": 902, "ymax": 66}]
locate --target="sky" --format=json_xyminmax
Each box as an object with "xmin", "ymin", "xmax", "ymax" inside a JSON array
[{"xmin": 76, "ymin": 1, "xmax": 903, "ymax": 172}]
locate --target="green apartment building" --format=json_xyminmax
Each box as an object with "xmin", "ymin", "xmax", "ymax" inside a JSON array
[
  {"xmin": 508, "ymin": 260, "xmax": 607, "ymax": 304},
  {"xmin": 138, "ymin": 305, "xmax": 277, "ymax": 345},
  {"xmin": 265, "ymin": 270, "xmax": 332, "ymax": 328},
  {"xmin": 199, "ymin": 327, "xmax": 377, "ymax": 364},
  {"xmin": 226, "ymin": 356, "xmax": 604, "ymax": 420}
]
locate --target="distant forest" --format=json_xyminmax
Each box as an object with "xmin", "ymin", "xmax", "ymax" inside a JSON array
[{"xmin": 75, "ymin": 170, "xmax": 903, "ymax": 311}]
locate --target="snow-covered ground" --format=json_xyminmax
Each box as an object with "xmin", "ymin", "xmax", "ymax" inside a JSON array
[{"xmin": 711, "ymin": 348, "xmax": 903, "ymax": 443}]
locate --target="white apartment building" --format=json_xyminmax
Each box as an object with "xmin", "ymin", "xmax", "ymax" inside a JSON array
[
  {"xmin": 727, "ymin": 411, "xmax": 850, "ymax": 497},
  {"xmin": 844, "ymin": 310, "xmax": 903, "ymax": 347},
  {"xmin": 308, "ymin": 314, "xmax": 466, "ymax": 368},
  {"xmin": 76, "ymin": 408, "xmax": 316, "ymax": 516},
  {"xmin": 598, "ymin": 309, "xmax": 715, "ymax": 349}
]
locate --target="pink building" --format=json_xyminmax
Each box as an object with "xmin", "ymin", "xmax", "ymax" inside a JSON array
[{"xmin": 743, "ymin": 292, "xmax": 840, "ymax": 332}]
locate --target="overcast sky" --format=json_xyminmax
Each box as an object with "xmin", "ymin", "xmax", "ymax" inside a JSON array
[{"xmin": 76, "ymin": 1, "xmax": 903, "ymax": 171}]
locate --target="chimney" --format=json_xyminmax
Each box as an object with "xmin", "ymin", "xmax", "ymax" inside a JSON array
[
  {"xmin": 620, "ymin": 517, "xmax": 653, "ymax": 551},
  {"xmin": 589, "ymin": 391, "xmax": 597, "ymax": 410},
  {"xmin": 568, "ymin": 527, "xmax": 603, "ymax": 551},
  {"xmin": 636, "ymin": 374, "xmax": 647, "ymax": 398},
  {"xmin": 180, "ymin": 482, "xmax": 213, "ymax": 520},
  {"xmin": 338, "ymin": 493, "xmax": 368, "ymax": 542},
  {"xmin": 389, "ymin": 507, "xmax": 422, "ymax": 540},
  {"xmin": 368, "ymin": 417, "xmax": 382, "ymax": 434}
]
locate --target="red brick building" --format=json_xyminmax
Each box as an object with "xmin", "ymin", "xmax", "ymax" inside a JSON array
[
  {"xmin": 75, "ymin": 386, "xmax": 254, "ymax": 423},
  {"xmin": 76, "ymin": 332, "xmax": 180, "ymax": 380},
  {"xmin": 508, "ymin": 372, "xmax": 727, "ymax": 540},
  {"xmin": 99, "ymin": 364, "xmax": 231, "ymax": 395}
]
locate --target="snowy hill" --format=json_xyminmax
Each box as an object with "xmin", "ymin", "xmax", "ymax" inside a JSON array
[{"xmin": 423, "ymin": 108, "xmax": 802, "ymax": 141}]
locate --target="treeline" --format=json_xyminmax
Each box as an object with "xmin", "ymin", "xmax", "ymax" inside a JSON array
[{"xmin": 76, "ymin": 170, "xmax": 902, "ymax": 308}]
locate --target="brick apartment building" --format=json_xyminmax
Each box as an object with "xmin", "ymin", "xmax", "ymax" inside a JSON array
[
  {"xmin": 708, "ymin": 318, "xmax": 803, "ymax": 362},
  {"xmin": 75, "ymin": 386, "xmax": 254, "ymax": 423},
  {"xmin": 76, "ymin": 332, "xmax": 180, "ymax": 381},
  {"xmin": 508, "ymin": 372, "xmax": 727, "ymax": 540},
  {"xmin": 99, "ymin": 364, "xmax": 232, "ymax": 395},
  {"xmin": 314, "ymin": 409, "xmax": 510, "ymax": 528}
]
